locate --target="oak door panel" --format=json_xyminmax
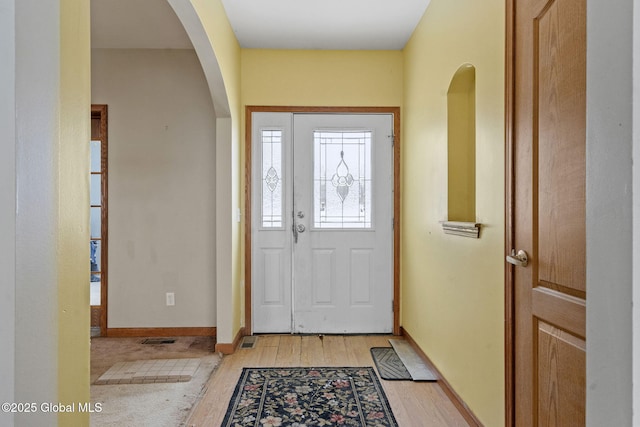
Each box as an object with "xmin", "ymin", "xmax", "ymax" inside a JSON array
[{"xmin": 512, "ymin": 0, "xmax": 586, "ymax": 424}]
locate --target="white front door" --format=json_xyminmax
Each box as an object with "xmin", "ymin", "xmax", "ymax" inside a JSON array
[{"xmin": 252, "ymin": 112, "xmax": 394, "ymax": 334}]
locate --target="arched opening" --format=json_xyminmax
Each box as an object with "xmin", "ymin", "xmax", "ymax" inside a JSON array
[
  {"xmin": 447, "ymin": 63, "xmax": 476, "ymax": 223},
  {"xmin": 168, "ymin": 0, "xmax": 236, "ymax": 348},
  {"xmin": 90, "ymin": 0, "xmax": 233, "ymax": 342}
]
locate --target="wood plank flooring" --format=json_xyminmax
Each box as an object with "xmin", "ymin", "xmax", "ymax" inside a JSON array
[{"xmin": 186, "ymin": 335, "xmax": 470, "ymax": 426}]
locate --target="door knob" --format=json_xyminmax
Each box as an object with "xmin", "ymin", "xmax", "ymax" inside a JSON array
[
  {"xmin": 506, "ymin": 249, "xmax": 528, "ymax": 267},
  {"xmin": 292, "ymin": 212, "xmax": 306, "ymax": 244}
]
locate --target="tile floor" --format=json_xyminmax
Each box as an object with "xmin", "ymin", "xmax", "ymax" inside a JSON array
[{"xmin": 95, "ymin": 358, "xmax": 200, "ymax": 385}]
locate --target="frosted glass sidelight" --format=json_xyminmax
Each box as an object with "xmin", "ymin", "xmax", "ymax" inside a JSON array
[
  {"xmin": 314, "ymin": 131, "xmax": 372, "ymax": 228},
  {"xmin": 91, "ymin": 207, "xmax": 102, "ymax": 238},
  {"xmin": 90, "ymin": 140, "xmax": 101, "ymax": 172},
  {"xmin": 90, "ymin": 174, "xmax": 102, "ymax": 206},
  {"xmin": 90, "ymin": 278, "xmax": 101, "ymax": 305},
  {"xmin": 261, "ymin": 130, "xmax": 283, "ymax": 228}
]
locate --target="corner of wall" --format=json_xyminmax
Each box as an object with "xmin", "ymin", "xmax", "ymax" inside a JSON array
[
  {"xmin": 585, "ymin": 0, "xmax": 634, "ymax": 425},
  {"xmin": 188, "ymin": 0, "xmax": 243, "ymax": 347},
  {"xmin": 58, "ymin": 0, "xmax": 91, "ymax": 424}
]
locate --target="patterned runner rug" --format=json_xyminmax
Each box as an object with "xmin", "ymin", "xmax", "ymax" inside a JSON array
[{"xmin": 222, "ymin": 367, "xmax": 398, "ymax": 426}]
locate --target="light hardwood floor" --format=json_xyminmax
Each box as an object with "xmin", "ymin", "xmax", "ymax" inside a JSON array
[{"xmin": 186, "ymin": 335, "xmax": 470, "ymax": 426}]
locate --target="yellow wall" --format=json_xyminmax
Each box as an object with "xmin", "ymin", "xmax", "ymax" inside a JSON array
[
  {"xmin": 241, "ymin": 49, "xmax": 403, "ymax": 107},
  {"xmin": 402, "ymin": 0, "xmax": 505, "ymax": 425},
  {"xmin": 191, "ymin": 0, "xmax": 243, "ymax": 341},
  {"xmin": 192, "ymin": 0, "xmax": 241, "ymax": 115},
  {"xmin": 58, "ymin": 0, "xmax": 91, "ymax": 424}
]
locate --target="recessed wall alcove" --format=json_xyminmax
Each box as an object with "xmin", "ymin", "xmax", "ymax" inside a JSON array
[{"xmin": 443, "ymin": 63, "xmax": 480, "ymax": 238}]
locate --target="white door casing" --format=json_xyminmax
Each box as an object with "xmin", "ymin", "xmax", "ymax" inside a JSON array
[{"xmin": 252, "ymin": 112, "xmax": 394, "ymax": 334}]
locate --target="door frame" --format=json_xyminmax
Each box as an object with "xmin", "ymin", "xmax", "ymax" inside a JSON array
[
  {"xmin": 244, "ymin": 106, "xmax": 401, "ymax": 336},
  {"xmin": 504, "ymin": 0, "xmax": 516, "ymax": 425}
]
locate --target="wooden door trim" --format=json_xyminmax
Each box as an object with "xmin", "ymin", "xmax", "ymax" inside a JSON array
[
  {"xmin": 504, "ymin": 0, "xmax": 516, "ymax": 425},
  {"xmin": 244, "ymin": 106, "xmax": 401, "ymax": 336}
]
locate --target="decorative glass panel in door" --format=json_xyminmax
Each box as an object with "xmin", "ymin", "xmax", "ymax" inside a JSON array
[
  {"xmin": 261, "ymin": 130, "xmax": 283, "ymax": 228},
  {"xmin": 314, "ymin": 131, "xmax": 372, "ymax": 228}
]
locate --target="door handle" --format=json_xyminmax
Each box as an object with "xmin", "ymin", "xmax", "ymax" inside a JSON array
[
  {"xmin": 292, "ymin": 211, "xmax": 306, "ymax": 244},
  {"xmin": 292, "ymin": 224, "xmax": 305, "ymax": 243},
  {"xmin": 506, "ymin": 249, "xmax": 529, "ymax": 267}
]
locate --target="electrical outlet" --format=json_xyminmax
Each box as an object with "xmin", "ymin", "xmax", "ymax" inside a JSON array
[{"xmin": 166, "ymin": 292, "xmax": 175, "ymax": 306}]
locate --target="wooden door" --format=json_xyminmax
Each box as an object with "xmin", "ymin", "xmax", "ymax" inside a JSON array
[{"xmin": 510, "ymin": 0, "xmax": 586, "ymax": 425}]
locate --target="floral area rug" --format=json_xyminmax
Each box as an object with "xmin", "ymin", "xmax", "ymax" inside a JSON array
[{"xmin": 222, "ymin": 367, "xmax": 398, "ymax": 426}]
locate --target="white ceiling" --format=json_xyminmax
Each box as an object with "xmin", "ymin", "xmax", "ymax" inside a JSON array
[
  {"xmin": 220, "ymin": 0, "xmax": 431, "ymax": 50},
  {"xmin": 91, "ymin": 0, "xmax": 431, "ymax": 50}
]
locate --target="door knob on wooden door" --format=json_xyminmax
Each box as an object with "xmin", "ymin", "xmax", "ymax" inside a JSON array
[{"xmin": 506, "ymin": 249, "xmax": 529, "ymax": 267}]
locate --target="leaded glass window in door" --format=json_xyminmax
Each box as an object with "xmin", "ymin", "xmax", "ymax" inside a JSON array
[
  {"xmin": 313, "ymin": 131, "xmax": 372, "ymax": 228},
  {"xmin": 261, "ymin": 130, "xmax": 283, "ymax": 228}
]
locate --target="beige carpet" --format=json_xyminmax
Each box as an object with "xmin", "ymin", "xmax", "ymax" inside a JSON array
[{"xmin": 90, "ymin": 336, "xmax": 221, "ymax": 427}]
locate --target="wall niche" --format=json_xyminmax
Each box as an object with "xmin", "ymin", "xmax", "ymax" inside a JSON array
[{"xmin": 443, "ymin": 63, "xmax": 480, "ymax": 238}]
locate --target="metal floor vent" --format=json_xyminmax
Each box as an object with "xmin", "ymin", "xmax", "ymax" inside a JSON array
[
  {"xmin": 240, "ymin": 336, "xmax": 257, "ymax": 349},
  {"xmin": 141, "ymin": 338, "xmax": 176, "ymax": 345}
]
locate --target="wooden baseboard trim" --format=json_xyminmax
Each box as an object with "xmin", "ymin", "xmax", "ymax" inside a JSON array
[
  {"xmin": 106, "ymin": 327, "xmax": 216, "ymax": 338},
  {"xmin": 400, "ymin": 327, "xmax": 483, "ymax": 427},
  {"xmin": 215, "ymin": 327, "xmax": 245, "ymax": 355}
]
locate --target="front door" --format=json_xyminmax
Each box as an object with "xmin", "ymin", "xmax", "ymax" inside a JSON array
[
  {"xmin": 251, "ymin": 112, "xmax": 394, "ymax": 334},
  {"xmin": 510, "ymin": 0, "xmax": 586, "ymax": 424}
]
